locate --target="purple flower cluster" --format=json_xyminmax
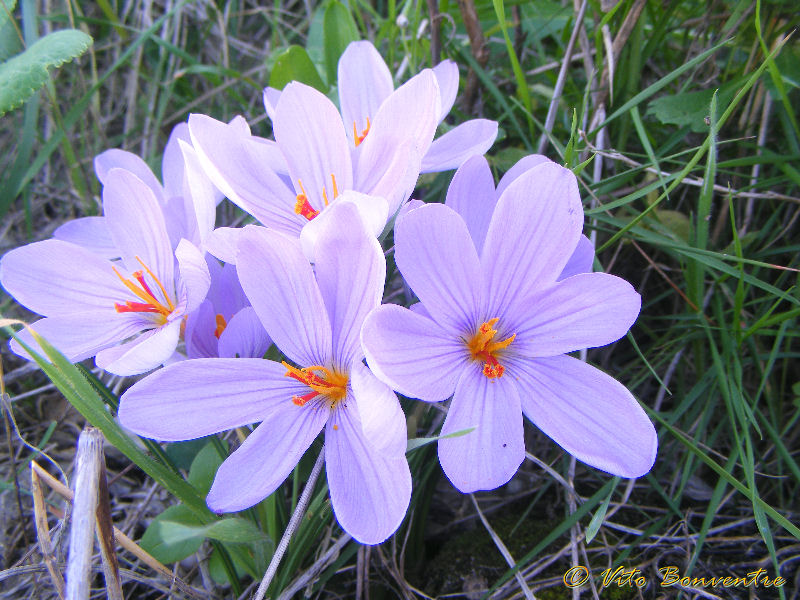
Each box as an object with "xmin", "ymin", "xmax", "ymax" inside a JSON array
[{"xmin": 0, "ymin": 41, "xmax": 656, "ymax": 545}]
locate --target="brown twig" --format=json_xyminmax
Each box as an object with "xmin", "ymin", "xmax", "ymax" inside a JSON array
[
  {"xmin": 455, "ymin": 0, "xmax": 488, "ymax": 112},
  {"xmin": 425, "ymin": 0, "xmax": 441, "ymax": 65}
]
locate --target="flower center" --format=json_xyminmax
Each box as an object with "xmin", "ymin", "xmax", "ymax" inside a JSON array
[
  {"xmin": 282, "ymin": 361, "xmax": 348, "ymax": 408},
  {"xmin": 353, "ymin": 117, "xmax": 370, "ymax": 147},
  {"xmin": 112, "ymin": 257, "xmax": 175, "ymax": 326},
  {"xmin": 294, "ymin": 174, "xmax": 339, "ymax": 221},
  {"xmin": 466, "ymin": 318, "xmax": 515, "ymax": 379},
  {"xmin": 214, "ymin": 314, "xmax": 227, "ymax": 339}
]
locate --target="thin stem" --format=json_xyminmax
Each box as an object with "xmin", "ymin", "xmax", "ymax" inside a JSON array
[{"xmin": 252, "ymin": 447, "xmax": 326, "ymax": 600}]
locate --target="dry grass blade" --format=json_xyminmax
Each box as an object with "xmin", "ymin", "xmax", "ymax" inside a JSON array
[
  {"xmin": 94, "ymin": 455, "xmax": 122, "ymax": 600},
  {"xmin": 66, "ymin": 427, "xmax": 104, "ymax": 600},
  {"xmin": 29, "ymin": 462, "xmax": 206, "ymax": 599},
  {"xmin": 31, "ymin": 464, "xmax": 66, "ymax": 599}
]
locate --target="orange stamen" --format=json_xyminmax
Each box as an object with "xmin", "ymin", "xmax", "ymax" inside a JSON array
[
  {"xmin": 353, "ymin": 117, "xmax": 370, "ymax": 147},
  {"xmin": 466, "ymin": 318, "xmax": 515, "ymax": 379},
  {"xmin": 214, "ymin": 314, "xmax": 227, "ymax": 339},
  {"xmin": 283, "ymin": 361, "xmax": 348, "ymax": 408},
  {"xmin": 112, "ymin": 257, "xmax": 175, "ymax": 323},
  {"xmin": 294, "ymin": 180, "xmax": 319, "ymax": 220}
]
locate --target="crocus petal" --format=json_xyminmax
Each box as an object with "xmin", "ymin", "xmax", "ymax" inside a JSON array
[
  {"xmin": 394, "ymin": 203, "xmax": 482, "ymax": 334},
  {"xmin": 263, "ymin": 87, "xmax": 282, "ymax": 122},
  {"xmin": 338, "ymin": 41, "xmax": 394, "ymax": 146},
  {"xmin": 209, "ymin": 261, "xmax": 248, "ymax": 317},
  {"xmin": 445, "ymin": 155, "xmax": 496, "ymax": 254},
  {"xmin": 353, "ymin": 136, "xmax": 421, "ymax": 216},
  {"xmin": 94, "ymin": 149, "xmax": 163, "ymax": 201},
  {"xmin": 119, "ymin": 358, "xmax": 303, "ymax": 440},
  {"xmin": 512, "ymin": 355, "xmax": 657, "ymax": 478},
  {"xmin": 0, "ymin": 239, "xmax": 125, "ymax": 316},
  {"xmin": 204, "ymin": 227, "xmax": 242, "ymax": 264},
  {"xmin": 326, "ymin": 406, "xmax": 411, "ymax": 544},
  {"xmin": 365, "ymin": 69, "xmax": 440, "ymax": 162},
  {"xmin": 53, "ymin": 217, "xmax": 118, "ymax": 259},
  {"xmin": 349, "ymin": 360, "xmax": 406, "ymax": 455},
  {"xmin": 298, "ymin": 191, "xmax": 388, "ymax": 261},
  {"xmin": 431, "ymin": 59, "xmax": 459, "ymax": 120},
  {"xmin": 438, "ymin": 366, "xmax": 524, "ymax": 492},
  {"xmin": 237, "ymin": 226, "xmax": 332, "ymax": 367},
  {"xmin": 10, "ymin": 313, "xmax": 144, "ymax": 364},
  {"xmin": 161, "ymin": 122, "xmax": 191, "ymax": 199},
  {"xmin": 558, "ymin": 234, "xmax": 594, "ymax": 281},
  {"xmin": 102, "ymin": 168, "xmax": 174, "ymax": 285},
  {"xmin": 218, "ymin": 307, "xmax": 272, "ymax": 359},
  {"xmin": 184, "ymin": 299, "xmax": 218, "ymax": 359},
  {"xmin": 482, "ymin": 162, "xmax": 583, "ymax": 317},
  {"xmin": 395, "ymin": 199, "xmax": 424, "ymax": 222},
  {"xmin": 494, "ymin": 154, "xmax": 551, "ymax": 198},
  {"xmin": 361, "ymin": 304, "xmax": 466, "ymax": 402},
  {"xmin": 207, "ymin": 405, "xmax": 328, "ymax": 512},
  {"xmin": 178, "ymin": 139, "xmax": 218, "ymax": 246},
  {"xmin": 274, "ymin": 82, "xmax": 353, "ymax": 209},
  {"xmin": 176, "ymin": 239, "xmax": 211, "ymax": 314},
  {"xmin": 511, "ymin": 273, "xmax": 640, "ymax": 356},
  {"xmin": 420, "ymin": 119, "xmax": 498, "ymax": 174},
  {"xmin": 312, "ymin": 202, "xmax": 384, "ymax": 367},
  {"xmin": 95, "ymin": 319, "xmax": 182, "ymax": 376},
  {"xmin": 188, "ymin": 114, "xmax": 301, "ymax": 236}
]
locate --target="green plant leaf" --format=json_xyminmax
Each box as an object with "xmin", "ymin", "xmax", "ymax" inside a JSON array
[
  {"xmin": 0, "ymin": 0, "xmax": 17, "ymax": 32},
  {"xmin": 268, "ymin": 44, "xmax": 326, "ymax": 92},
  {"xmin": 140, "ymin": 505, "xmax": 205, "ymax": 564},
  {"xmin": 322, "ymin": 0, "xmax": 359, "ymax": 86},
  {"xmin": 406, "ymin": 427, "xmax": 476, "ymax": 453},
  {"xmin": 188, "ymin": 441, "xmax": 224, "ymax": 496},
  {"xmin": 0, "ymin": 29, "xmax": 92, "ymax": 116}
]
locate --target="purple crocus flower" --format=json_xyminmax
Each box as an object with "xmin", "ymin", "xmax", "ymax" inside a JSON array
[
  {"xmin": 361, "ymin": 161, "xmax": 657, "ymax": 492},
  {"xmin": 184, "ymin": 258, "xmax": 271, "ymax": 359},
  {"xmin": 119, "ymin": 203, "xmax": 411, "ymax": 545},
  {"xmin": 54, "ymin": 122, "xmax": 223, "ymax": 257},
  {"xmin": 0, "ymin": 169, "xmax": 210, "ymax": 376},
  {"xmin": 189, "ymin": 62, "xmax": 444, "ymax": 261},
  {"xmin": 263, "ymin": 40, "xmax": 498, "ymax": 173}
]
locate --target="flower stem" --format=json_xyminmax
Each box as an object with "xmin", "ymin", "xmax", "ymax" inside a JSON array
[{"xmin": 253, "ymin": 446, "xmax": 326, "ymax": 600}]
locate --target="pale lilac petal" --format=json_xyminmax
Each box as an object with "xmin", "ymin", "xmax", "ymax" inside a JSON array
[
  {"xmin": 188, "ymin": 114, "xmax": 301, "ymax": 235},
  {"xmin": 161, "ymin": 122, "xmax": 191, "ymax": 199},
  {"xmin": 510, "ymin": 273, "xmax": 640, "ymax": 356},
  {"xmin": 218, "ymin": 307, "xmax": 272, "ymax": 359},
  {"xmin": 262, "ymin": 87, "xmax": 281, "ymax": 122},
  {"xmin": 178, "ymin": 140, "xmax": 218, "ymax": 245},
  {"xmin": 421, "ymin": 119, "xmax": 498, "ymax": 173},
  {"xmin": 161, "ymin": 195, "xmax": 190, "ymax": 250},
  {"xmin": 558, "ymin": 234, "xmax": 594, "ymax": 281},
  {"xmin": 361, "ymin": 305, "xmax": 466, "ymax": 402},
  {"xmin": 444, "ymin": 155, "xmax": 496, "ymax": 254},
  {"xmin": 237, "ymin": 226, "xmax": 332, "ymax": 366},
  {"xmin": 10, "ymin": 313, "xmax": 143, "ymax": 363},
  {"xmin": 205, "ymin": 227, "xmax": 242, "ymax": 264},
  {"xmin": 512, "ymin": 355, "xmax": 657, "ymax": 478},
  {"xmin": 431, "ymin": 59, "xmax": 459, "ymax": 120},
  {"xmin": 53, "ymin": 217, "xmax": 117, "ymax": 259},
  {"xmin": 438, "ymin": 367, "xmax": 524, "ymax": 492},
  {"xmin": 349, "ymin": 360, "xmax": 406, "ymax": 455},
  {"xmin": 207, "ymin": 405, "xmax": 328, "ymax": 512},
  {"xmin": 354, "ymin": 137, "xmax": 421, "ymax": 216},
  {"xmin": 312, "ymin": 202, "xmax": 384, "ymax": 367},
  {"xmin": 228, "ymin": 114, "xmax": 251, "ymax": 136},
  {"xmin": 94, "ymin": 149, "xmax": 163, "ymax": 201},
  {"xmin": 102, "ymin": 169, "xmax": 174, "ymax": 285},
  {"xmin": 395, "ymin": 199, "xmax": 424, "ymax": 222},
  {"xmin": 95, "ymin": 319, "xmax": 182, "ymax": 376},
  {"xmin": 298, "ymin": 192, "xmax": 388, "ymax": 261},
  {"xmin": 274, "ymin": 82, "xmax": 353, "ymax": 210},
  {"xmin": 495, "ymin": 154, "xmax": 551, "ymax": 198},
  {"xmin": 184, "ymin": 299, "xmax": 218, "ymax": 359},
  {"xmin": 175, "ymin": 239, "xmax": 211, "ymax": 314},
  {"xmin": 210, "ymin": 261, "xmax": 248, "ymax": 317},
  {"xmin": 394, "ymin": 203, "xmax": 482, "ymax": 334},
  {"xmin": 365, "ymin": 69, "xmax": 440, "ymax": 162},
  {"xmin": 119, "ymin": 358, "xmax": 302, "ymax": 440},
  {"xmin": 326, "ymin": 406, "xmax": 411, "ymax": 544},
  {"xmin": 0, "ymin": 240, "xmax": 125, "ymax": 316},
  {"xmin": 482, "ymin": 162, "xmax": 583, "ymax": 317},
  {"xmin": 338, "ymin": 41, "xmax": 394, "ymax": 146}
]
